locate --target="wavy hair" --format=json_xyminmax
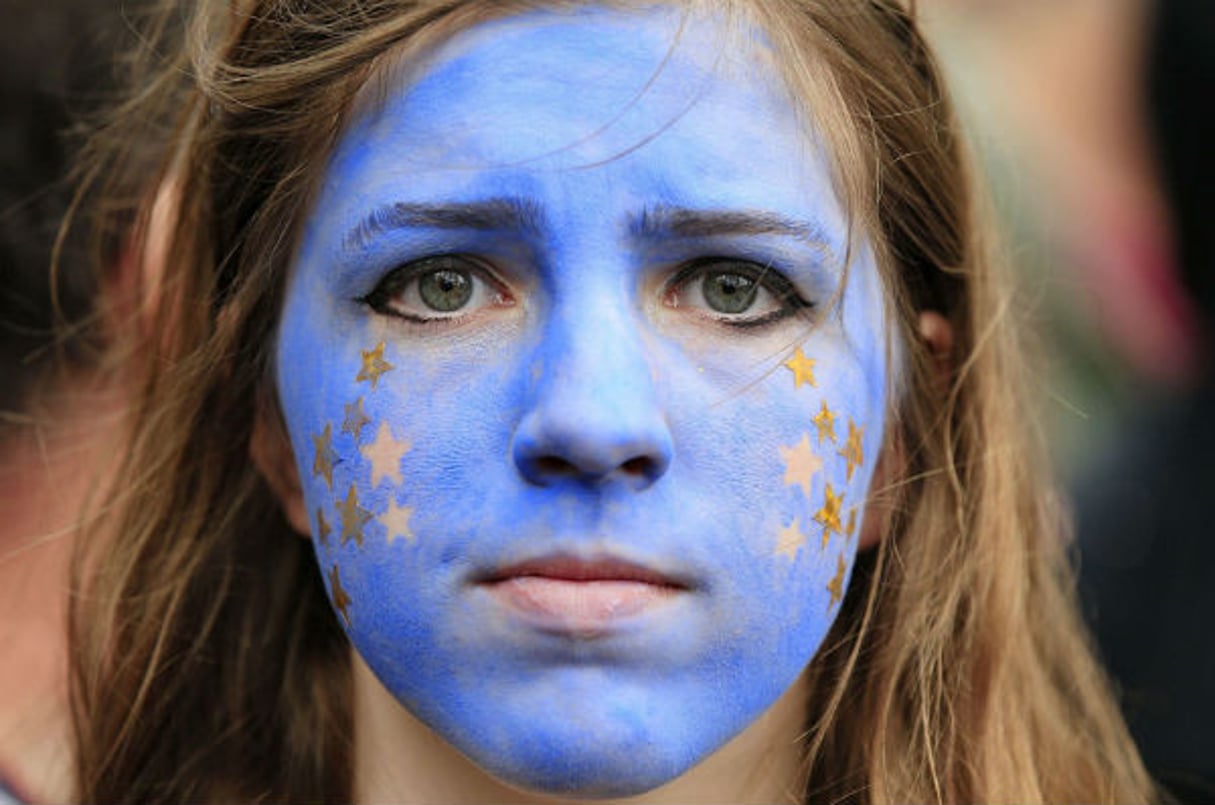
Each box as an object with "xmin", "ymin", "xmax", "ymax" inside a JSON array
[{"xmin": 69, "ymin": 1, "xmax": 1152, "ymax": 801}]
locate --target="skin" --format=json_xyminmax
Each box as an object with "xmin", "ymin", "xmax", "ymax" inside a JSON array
[
  {"xmin": 0, "ymin": 378, "xmax": 129, "ymax": 805},
  {"xmin": 270, "ymin": 6, "xmax": 890, "ymax": 800}
]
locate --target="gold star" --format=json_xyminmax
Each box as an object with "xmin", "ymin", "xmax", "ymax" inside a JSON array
[
  {"xmin": 356, "ymin": 341, "xmax": 394, "ymax": 389},
  {"xmin": 315, "ymin": 507, "xmax": 332, "ymax": 546},
  {"xmin": 814, "ymin": 483, "xmax": 844, "ymax": 549},
  {"xmin": 775, "ymin": 518, "xmax": 807, "ymax": 561},
  {"xmin": 380, "ymin": 498, "xmax": 416, "ymax": 546},
  {"xmin": 839, "ymin": 419, "xmax": 864, "ymax": 483},
  {"xmin": 312, "ymin": 423, "xmax": 337, "ymax": 490},
  {"xmin": 783, "ymin": 346, "xmax": 817, "ymax": 389},
  {"xmin": 342, "ymin": 397, "xmax": 371, "ymax": 442},
  {"xmin": 812, "ymin": 400, "xmax": 838, "ymax": 444},
  {"xmin": 844, "ymin": 508, "xmax": 857, "ymax": 542},
  {"xmin": 338, "ymin": 484, "xmax": 372, "ymax": 547},
  {"xmin": 826, "ymin": 553, "xmax": 847, "ymax": 611},
  {"xmin": 328, "ymin": 564, "xmax": 352, "ymax": 627},
  {"xmin": 362, "ymin": 421, "xmax": 411, "ymax": 488},
  {"xmin": 779, "ymin": 433, "xmax": 822, "ymax": 498}
]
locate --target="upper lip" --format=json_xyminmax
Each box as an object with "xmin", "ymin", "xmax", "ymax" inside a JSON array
[{"xmin": 475, "ymin": 554, "xmax": 693, "ymax": 589}]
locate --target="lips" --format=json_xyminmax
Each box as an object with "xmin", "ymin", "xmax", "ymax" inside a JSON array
[{"xmin": 477, "ymin": 555, "xmax": 689, "ymax": 637}]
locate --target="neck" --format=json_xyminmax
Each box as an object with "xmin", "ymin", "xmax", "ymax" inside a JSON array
[{"xmin": 352, "ymin": 653, "xmax": 808, "ymax": 805}]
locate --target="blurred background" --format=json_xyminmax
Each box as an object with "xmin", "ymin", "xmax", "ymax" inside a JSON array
[
  {"xmin": 922, "ymin": 0, "xmax": 1195, "ymax": 469},
  {"xmin": 1, "ymin": 0, "xmax": 1212, "ymax": 801},
  {"xmin": 921, "ymin": 0, "xmax": 1214, "ymax": 796}
]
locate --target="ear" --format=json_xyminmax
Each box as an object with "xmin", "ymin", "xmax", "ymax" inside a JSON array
[
  {"xmin": 858, "ymin": 310, "xmax": 954, "ymax": 550},
  {"xmin": 917, "ymin": 310, "xmax": 954, "ymax": 398},
  {"xmin": 250, "ymin": 398, "xmax": 312, "ymax": 537}
]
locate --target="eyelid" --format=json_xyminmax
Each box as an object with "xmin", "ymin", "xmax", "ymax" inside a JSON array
[
  {"xmin": 359, "ymin": 253, "xmax": 513, "ymax": 324},
  {"xmin": 664, "ymin": 257, "xmax": 815, "ymax": 328}
]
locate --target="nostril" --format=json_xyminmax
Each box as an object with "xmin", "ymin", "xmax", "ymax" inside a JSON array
[
  {"xmin": 512, "ymin": 406, "xmax": 674, "ymax": 488},
  {"xmin": 518, "ymin": 452, "xmax": 664, "ymax": 486},
  {"xmin": 533, "ymin": 456, "xmax": 579, "ymax": 478},
  {"xmin": 621, "ymin": 456, "xmax": 654, "ymax": 478}
]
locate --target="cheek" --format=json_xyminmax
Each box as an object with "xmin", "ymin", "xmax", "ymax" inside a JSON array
[
  {"xmin": 667, "ymin": 334, "xmax": 885, "ymax": 642},
  {"xmin": 275, "ymin": 293, "xmax": 528, "ymax": 617}
]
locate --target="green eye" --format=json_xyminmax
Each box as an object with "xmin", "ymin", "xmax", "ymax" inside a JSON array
[
  {"xmin": 664, "ymin": 258, "xmax": 813, "ymax": 329},
  {"xmin": 701, "ymin": 271, "xmax": 759, "ymax": 314},
  {"xmin": 362, "ymin": 254, "xmax": 512, "ymax": 323},
  {"xmin": 419, "ymin": 268, "xmax": 473, "ymax": 312}
]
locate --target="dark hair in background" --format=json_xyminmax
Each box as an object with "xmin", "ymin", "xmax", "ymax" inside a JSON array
[
  {"xmin": 1148, "ymin": 0, "xmax": 1215, "ymax": 325},
  {"xmin": 1075, "ymin": 1, "xmax": 1215, "ymax": 799},
  {"xmin": 0, "ymin": 0, "xmax": 143, "ymax": 423}
]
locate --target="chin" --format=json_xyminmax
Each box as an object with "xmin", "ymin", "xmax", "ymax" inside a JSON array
[
  {"xmin": 425, "ymin": 680, "xmax": 737, "ymax": 799},
  {"xmin": 473, "ymin": 735, "xmax": 700, "ymax": 799}
]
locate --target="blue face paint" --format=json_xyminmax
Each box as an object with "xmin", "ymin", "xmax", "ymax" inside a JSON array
[{"xmin": 275, "ymin": 6, "xmax": 890, "ymax": 797}]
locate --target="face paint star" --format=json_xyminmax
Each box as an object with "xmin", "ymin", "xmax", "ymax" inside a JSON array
[
  {"xmin": 328, "ymin": 564, "xmax": 352, "ymax": 627},
  {"xmin": 312, "ymin": 423, "xmax": 337, "ymax": 490},
  {"xmin": 779, "ymin": 433, "xmax": 822, "ymax": 499},
  {"xmin": 315, "ymin": 507, "xmax": 332, "ymax": 546},
  {"xmin": 812, "ymin": 400, "xmax": 838, "ymax": 444},
  {"xmin": 342, "ymin": 397, "xmax": 372, "ymax": 442},
  {"xmin": 845, "ymin": 508, "xmax": 857, "ymax": 542},
  {"xmin": 774, "ymin": 518, "xmax": 807, "ymax": 561},
  {"xmin": 338, "ymin": 484, "xmax": 372, "ymax": 547},
  {"xmin": 827, "ymin": 553, "xmax": 847, "ymax": 611},
  {"xmin": 783, "ymin": 346, "xmax": 817, "ymax": 389},
  {"xmin": 356, "ymin": 341, "xmax": 394, "ymax": 389},
  {"xmin": 362, "ymin": 420, "xmax": 411, "ymax": 488},
  {"xmin": 380, "ymin": 498, "xmax": 416, "ymax": 546},
  {"xmin": 840, "ymin": 419, "xmax": 864, "ymax": 483},
  {"xmin": 814, "ymin": 483, "xmax": 844, "ymax": 549}
]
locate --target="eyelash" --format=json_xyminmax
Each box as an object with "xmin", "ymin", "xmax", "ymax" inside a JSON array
[
  {"xmin": 663, "ymin": 257, "xmax": 815, "ymax": 330},
  {"xmin": 358, "ymin": 254, "xmax": 815, "ymax": 329},
  {"xmin": 359, "ymin": 254, "xmax": 512, "ymax": 326}
]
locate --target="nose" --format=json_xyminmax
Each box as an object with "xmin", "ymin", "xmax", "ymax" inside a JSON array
[{"xmin": 512, "ymin": 302, "xmax": 673, "ymax": 490}]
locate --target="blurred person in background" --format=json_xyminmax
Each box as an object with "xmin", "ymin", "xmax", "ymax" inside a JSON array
[
  {"xmin": 915, "ymin": 0, "xmax": 1210, "ymax": 795},
  {"xmin": 1074, "ymin": 0, "xmax": 1215, "ymax": 797},
  {"xmin": 0, "ymin": 1, "xmax": 160, "ymax": 801}
]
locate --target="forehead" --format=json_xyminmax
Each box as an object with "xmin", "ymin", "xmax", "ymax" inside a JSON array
[{"xmin": 322, "ymin": 5, "xmax": 848, "ymax": 243}]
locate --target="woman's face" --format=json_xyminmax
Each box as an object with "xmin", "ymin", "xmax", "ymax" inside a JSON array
[{"xmin": 275, "ymin": 5, "xmax": 889, "ymax": 796}]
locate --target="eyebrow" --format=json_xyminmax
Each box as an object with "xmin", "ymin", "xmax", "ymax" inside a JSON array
[
  {"xmin": 342, "ymin": 198, "xmax": 838, "ymax": 263},
  {"xmin": 342, "ymin": 197, "xmax": 545, "ymax": 252},
  {"xmin": 633, "ymin": 205, "xmax": 835, "ymax": 248}
]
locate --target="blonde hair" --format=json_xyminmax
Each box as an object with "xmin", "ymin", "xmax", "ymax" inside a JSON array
[{"xmin": 70, "ymin": 1, "xmax": 1153, "ymax": 801}]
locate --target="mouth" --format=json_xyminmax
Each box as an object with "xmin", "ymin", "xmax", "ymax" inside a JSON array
[{"xmin": 475, "ymin": 555, "xmax": 691, "ymax": 637}]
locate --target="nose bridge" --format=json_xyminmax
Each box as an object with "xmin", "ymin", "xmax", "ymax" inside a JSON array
[
  {"xmin": 513, "ymin": 273, "xmax": 673, "ymax": 488},
  {"xmin": 550, "ymin": 278, "xmax": 645, "ymax": 398}
]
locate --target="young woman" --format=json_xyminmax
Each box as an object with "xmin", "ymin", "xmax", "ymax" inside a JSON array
[{"xmin": 69, "ymin": 1, "xmax": 1153, "ymax": 801}]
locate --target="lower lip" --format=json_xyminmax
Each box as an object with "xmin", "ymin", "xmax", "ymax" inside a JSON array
[{"xmin": 485, "ymin": 577, "xmax": 681, "ymax": 636}]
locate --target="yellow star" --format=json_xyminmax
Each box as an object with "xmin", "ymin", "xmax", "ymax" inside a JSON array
[
  {"xmin": 315, "ymin": 507, "xmax": 332, "ymax": 546},
  {"xmin": 328, "ymin": 564, "xmax": 352, "ymax": 627},
  {"xmin": 839, "ymin": 419, "xmax": 864, "ymax": 483},
  {"xmin": 362, "ymin": 421, "xmax": 411, "ymax": 488},
  {"xmin": 779, "ymin": 433, "xmax": 822, "ymax": 498},
  {"xmin": 783, "ymin": 346, "xmax": 817, "ymax": 389},
  {"xmin": 814, "ymin": 483, "xmax": 844, "ymax": 549},
  {"xmin": 380, "ymin": 498, "xmax": 416, "ymax": 546},
  {"xmin": 826, "ymin": 553, "xmax": 847, "ymax": 611},
  {"xmin": 774, "ymin": 518, "xmax": 807, "ymax": 561},
  {"xmin": 812, "ymin": 400, "xmax": 837, "ymax": 444},
  {"xmin": 342, "ymin": 397, "xmax": 371, "ymax": 442},
  {"xmin": 844, "ymin": 508, "xmax": 857, "ymax": 542},
  {"xmin": 338, "ymin": 484, "xmax": 372, "ymax": 547},
  {"xmin": 356, "ymin": 341, "xmax": 394, "ymax": 389},
  {"xmin": 312, "ymin": 423, "xmax": 337, "ymax": 490}
]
